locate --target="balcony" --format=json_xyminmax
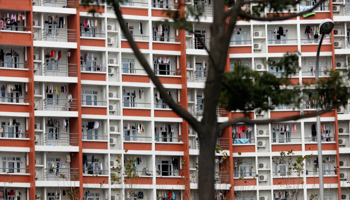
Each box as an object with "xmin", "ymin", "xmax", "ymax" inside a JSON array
[
  {"xmin": 39, "ymin": 98, "xmax": 78, "ymax": 111},
  {"xmin": 81, "ymin": 100, "xmax": 107, "ymax": 107},
  {"xmin": 44, "ymin": 168, "xmax": 79, "ymax": 181},
  {"xmin": 215, "ymin": 171, "xmax": 231, "ymax": 184},
  {"xmin": 38, "ymin": 133, "xmax": 78, "ymax": 147},
  {"xmin": 0, "ymin": 132, "xmax": 28, "ymax": 139},
  {"xmin": 187, "ymin": 37, "xmax": 210, "ymax": 50},
  {"xmin": 34, "ymin": 28, "xmax": 77, "ymax": 44},
  {"xmin": 187, "ymin": 70, "xmax": 207, "ymax": 83},
  {"xmin": 34, "ymin": 0, "xmax": 76, "ymax": 8},
  {"xmin": 41, "ymin": 63, "xmax": 77, "ymax": 77},
  {"xmin": 120, "ymin": 0, "xmax": 149, "ymax": 8},
  {"xmin": 0, "ymin": 96, "xmax": 27, "ymax": 104}
]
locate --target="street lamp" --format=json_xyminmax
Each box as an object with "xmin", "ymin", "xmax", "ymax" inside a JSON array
[{"xmin": 315, "ymin": 18, "xmax": 334, "ymax": 200}]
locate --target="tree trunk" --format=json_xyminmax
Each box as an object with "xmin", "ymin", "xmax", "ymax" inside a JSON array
[{"xmin": 198, "ymin": 130, "xmax": 218, "ymax": 200}]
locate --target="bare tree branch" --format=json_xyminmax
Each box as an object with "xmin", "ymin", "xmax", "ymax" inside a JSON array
[
  {"xmin": 237, "ymin": 0, "xmax": 327, "ymax": 21},
  {"xmin": 223, "ymin": 0, "xmax": 244, "ymax": 49},
  {"xmin": 109, "ymin": 0, "xmax": 201, "ymax": 131},
  {"xmin": 218, "ymin": 93, "xmax": 350, "ymax": 131}
]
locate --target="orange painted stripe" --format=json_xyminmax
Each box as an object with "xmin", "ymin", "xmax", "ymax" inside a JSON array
[
  {"xmin": 303, "ymin": 110, "xmax": 335, "ymax": 118},
  {"xmin": 83, "ymin": 176, "xmax": 109, "ymax": 184},
  {"xmin": 0, "ymin": 104, "xmax": 29, "ymax": 112},
  {"xmin": 0, "ymin": 139, "xmax": 29, "ymax": 147},
  {"xmin": 272, "ymin": 144, "xmax": 302, "ymax": 152},
  {"xmin": 0, "ymin": 0, "xmax": 32, "ymax": 11},
  {"xmin": 122, "ymin": 75, "xmax": 150, "ymax": 83},
  {"xmin": 232, "ymin": 145, "xmax": 255, "ymax": 153},
  {"xmin": 81, "ymin": 73, "xmax": 106, "ymax": 81},
  {"xmin": 80, "ymin": 38, "xmax": 105, "ymax": 47},
  {"xmin": 155, "ymin": 143, "xmax": 183, "ymax": 151},
  {"xmin": 228, "ymin": 46, "xmax": 252, "ymax": 54},
  {"xmin": 78, "ymin": 5, "xmax": 105, "ymax": 13},
  {"xmin": 234, "ymin": 178, "xmax": 257, "ymax": 186},
  {"xmin": 0, "ymin": 69, "xmax": 28, "ymax": 77},
  {"xmin": 270, "ymin": 111, "xmax": 300, "ymax": 119},
  {"xmin": 266, "ymin": 13, "xmax": 297, "ymax": 20},
  {"xmin": 0, "ymin": 174, "xmax": 30, "ymax": 183},
  {"xmin": 158, "ymin": 76, "xmax": 182, "ymax": 84},
  {"xmin": 125, "ymin": 177, "xmax": 152, "ymax": 184},
  {"xmin": 121, "ymin": 41, "xmax": 149, "ymax": 49},
  {"xmin": 153, "ymin": 43, "xmax": 181, "ymax": 51},
  {"xmin": 124, "ymin": 142, "xmax": 152, "ymax": 151},
  {"xmin": 154, "ymin": 110, "xmax": 180, "ymax": 118},
  {"xmin": 121, "ymin": 7, "xmax": 148, "ymax": 16},
  {"xmin": 151, "ymin": 9, "xmax": 169, "ymax": 17},
  {"xmin": 273, "ymin": 177, "xmax": 303, "ymax": 185},
  {"xmin": 301, "ymin": 44, "xmax": 332, "ymax": 52},
  {"xmin": 156, "ymin": 177, "xmax": 185, "ymax": 185},
  {"xmin": 305, "ymin": 143, "xmax": 337, "ymax": 151},
  {"xmin": 268, "ymin": 45, "xmax": 298, "ymax": 53},
  {"xmin": 82, "ymin": 107, "xmax": 107, "ymax": 115},
  {"xmin": 306, "ymin": 177, "xmax": 338, "ymax": 184},
  {"xmin": 0, "ymin": 32, "xmax": 32, "ymax": 46},
  {"xmin": 82, "ymin": 141, "xmax": 108, "ymax": 149},
  {"xmin": 300, "ymin": 12, "xmax": 331, "ymax": 20},
  {"xmin": 230, "ymin": 112, "xmax": 254, "ymax": 119},
  {"xmin": 123, "ymin": 109, "xmax": 151, "ymax": 117}
]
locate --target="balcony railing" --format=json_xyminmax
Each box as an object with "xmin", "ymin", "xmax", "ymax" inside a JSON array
[
  {"xmin": 83, "ymin": 169, "xmax": 109, "ymax": 176},
  {"xmin": 271, "ymin": 137, "xmax": 302, "ymax": 144},
  {"xmin": 234, "ymin": 171, "xmax": 256, "ymax": 178},
  {"xmin": 155, "ymin": 136, "xmax": 182, "ymax": 143},
  {"xmin": 0, "ymin": 62, "xmax": 28, "ymax": 69},
  {"xmin": 190, "ymin": 171, "xmax": 198, "ymax": 183},
  {"xmin": 123, "ymin": 101, "xmax": 151, "ymax": 108},
  {"xmin": 215, "ymin": 171, "xmax": 230, "ymax": 183},
  {"xmin": 301, "ymin": 38, "xmax": 331, "ymax": 45},
  {"xmin": 43, "ymin": 133, "xmax": 78, "ymax": 146},
  {"xmin": 123, "ymin": 135, "xmax": 152, "ymax": 142},
  {"xmin": 82, "ymin": 134, "xmax": 108, "ymax": 141},
  {"xmin": 186, "ymin": 37, "xmax": 210, "ymax": 49},
  {"xmin": 273, "ymin": 170, "xmax": 303, "ymax": 177},
  {"xmin": 81, "ymin": 100, "xmax": 107, "ymax": 107},
  {"xmin": 122, "ymin": 34, "xmax": 149, "ymax": 41},
  {"xmin": 187, "ymin": 70, "xmax": 207, "ymax": 82},
  {"xmin": 268, "ymin": 39, "xmax": 298, "ymax": 45},
  {"xmin": 153, "ymin": 36, "xmax": 179, "ymax": 43},
  {"xmin": 304, "ymin": 136, "xmax": 334, "ymax": 143},
  {"xmin": 0, "ymin": 97, "xmax": 27, "ymax": 104},
  {"xmin": 302, "ymin": 70, "xmax": 329, "ymax": 77},
  {"xmin": 37, "ymin": 0, "xmax": 76, "ymax": 7},
  {"xmin": 121, "ymin": 67, "xmax": 145, "ymax": 74},
  {"xmin": 45, "ymin": 168, "xmax": 79, "ymax": 181},
  {"xmin": 189, "ymin": 137, "xmax": 199, "ymax": 150},
  {"xmin": 81, "ymin": 65, "xmax": 106, "ymax": 72},
  {"xmin": 0, "ymin": 167, "xmax": 28, "ymax": 174},
  {"xmin": 229, "ymin": 39, "xmax": 252, "ymax": 46},
  {"xmin": 152, "ymin": 3, "xmax": 178, "ymax": 9},
  {"xmin": 35, "ymin": 28, "xmax": 77, "ymax": 43},
  {"xmin": 217, "ymin": 138, "xmax": 230, "ymax": 150},
  {"xmin": 43, "ymin": 63, "xmax": 77, "ymax": 77},
  {"xmin": 154, "ymin": 102, "xmax": 170, "ymax": 109},
  {"xmin": 1, "ymin": 25, "xmax": 31, "ymax": 32},
  {"xmin": 0, "ymin": 132, "xmax": 28, "ymax": 139},
  {"xmin": 43, "ymin": 98, "xmax": 78, "ymax": 111},
  {"xmin": 120, "ymin": 1, "xmax": 149, "ymax": 7},
  {"xmin": 124, "ymin": 169, "xmax": 152, "ymax": 176},
  {"xmin": 233, "ymin": 138, "xmax": 255, "ymax": 145},
  {"xmin": 80, "ymin": 31, "xmax": 105, "ymax": 38},
  {"xmin": 156, "ymin": 170, "xmax": 183, "ymax": 177},
  {"xmin": 154, "ymin": 69, "xmax": 180, "ymax": 76},
  {"xmin": 306, "ymin": 170, "xmax": 337, "ymax": 176},
  {"xmin": 193, "ymin": 4, "xmax": 213, "ymax": 16}
]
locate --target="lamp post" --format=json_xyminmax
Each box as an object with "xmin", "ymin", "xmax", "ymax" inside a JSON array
[{"xmin": 315, "ymin": 18, "xmax": 334, "ymax": 200}]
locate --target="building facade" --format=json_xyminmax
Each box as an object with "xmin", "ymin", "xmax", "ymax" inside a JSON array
[{"xmin": 0, "ymin": 0, "xmax": 349, "ymax": 199}]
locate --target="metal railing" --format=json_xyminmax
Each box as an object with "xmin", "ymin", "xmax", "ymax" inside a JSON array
[
  {"xmin": 156, "ymin": 170, "xmax": 183, "ymax": 177},
  {"xmin": 82, "ymin": 134, "xmax": 108, "ymax": 141},
  {"xmin": 271, "ymin": 137, "xmax": 302, "ymax": 143},
  {"xmin": 155, "ymin": 136, "xmax": 182, "ymax": 143},
  {"xmin": 190, "ymin": 171, "xmax": 198, "ymax": 183},
  {"xmin": 43, "ymin": 63, "xmax": 77, "ymax": 77},
  {"xmin": 43, "ymin": 98, "xmax": 78, "ymax": 111},
  {"xmin": 0, "ymin": 132, "xmax": 28, "ymax": 139},
  {"xmin": 44, "ymin": 133, "xmax": 78, "ymax": 146},
  {"xmin": 45, "ymin": 168, "xmax": 79, "ymax": 181},
  {"xmin": 122, "ymin": 34, "xmax": 149, "ymax": 41},
  {"xmin": 0, "ymin": 62, "xmax": 28, "ymax": 69},
  {"xmin": 36, "ymin": 28, "xmax": 77, "ymax": 42},
  {"xmin": 39, "ymin": 0, "xmax": 76, "ymax": 7},
  {"xmin": 0, "ymin": 97, "xmax": 27, "ymax": 104},
  {"xmin": 215, "ymin": 171, "xmax": 231, "ymax": 183},
  {"xmin": 273, "ymin": 170, "xmax": 303, "ymax": 177},
  {"xmin": 154, "ymin": 69, "xmax": 180, "ymax": 76},
  {"xmin": 154, "ymin": 101, "xmax": 170, "ymax": 109},
  {"xmin": 306, "ymin": 170, "xmax": 337, "ymax": 176},
  {"xmin": 189, "ymin": 38, "xmax": 210, "ymax": 49},
  {"xmin": 187, "ymin": 70, "xmax": 207, "ymax": 82},
  {"xmin": 81, "ymin": 65, "xmax": 106, "ymax": 72},
  {"xmin": 81, "ymin": 100, "xmax": 107, "ymax": 106},
  {"xmin": 124, "ymin": 169, "xmax": 153, "ymax": 176},
  {"xmin": 268, "ymin": 38, "xmax": 298, "ymax": 45},
  {"xmin": 153, "ymin": 36, "xmax": 179, "ymax": 43},
  {"xmin": 234, "ymin": 171, "xmax": 256, "ymax": 178},
  {"xmin": 81, "ymin": 31, "xmax": 105, "ymax": 38},
  {"xmin": 120, "ymin": 1, "xmax": 149, "ymax": 7},
  {"xmin": 0, "ymin": 167, "xmax": 29, "ymax": 174},
  {"xmin": 302, "ymin": 70, "xmax": 329, "ymax": 77},
  {"xmin": 121, "ymin": 67, "xmax": 146, "ymax": 74},
  {"xmin": 271, "ymin": 104, "xmax": 298, "ymax": 110},
  {"xmin": 123, "ymin": 101, "xmax": 151, "ymax": 108},
  {"xmin": 304, "ymin": 136, "xmax": 335, "ymax": 143},
  {"xmin": 301, "ymin": 38, "xmax": 331, "ymax": 45},
  {"xmin": 193, "ymin": 4, "xmax": 213, "ymax": 15},
  {"xmin": 229, "ymin": 39, "xmax": 252, "ymax": 46},
  {"xmin": 83, "ymin": 169, "xmax": 109, "ymax": 176},
  {"xmin": 124, "ymin": 135, "xmax": 152, "ymax": 142},
  {"xmin": 217, "ymin": 138, "xmax": 230, "ymax": 150},
  {"xmin": 152, "ymin": 3, "xmax": 178, "ymax": 9},
  {"xmin": 1, "ymin": 25, "xmax": 31, "ymax": 32},
  {"xmin": 233, "ymin": 138, "xmax": 255, "ymax": 145}
]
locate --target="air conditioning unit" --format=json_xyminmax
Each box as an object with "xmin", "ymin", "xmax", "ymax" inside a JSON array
[
  {"xmin": 340, "ymin": 160, "xmax": 347, "ymax": 167},
  {"xmin": 336, "ymin": 61, "xmax": 345, "ymax": 68},
  {"xmin": 35, "ymin": 135, "xmax": 39, "ymax": 144},
  {"xmin": 109, "ymin": 58, "xmax": 117, "ymax": 65},
  {"xmin": 110, "ymin": 138, "xmax": 117, "ymax": 146},
  {"xmin": 258, "ymin": 163, "xmax": 267, "ymax": 169},
  {"xmin": 258, "ymin": 129, "xmax": 267, "ymax": 136},
  {"xmin": 339, "ymin": 138, "xmax": 347, "ymax": 145},
  {"xmin": 334, "ymin": 29, "xmax": 342, "ymax": 35},
  {"xmin": 109, "ymin": 104, "xmax": 117, "ymax": 112},
  {"xmin": 338, "ymin": 106, "xmax": 345, "ymax": 114},
  {"xmin": 255, "ymin": 63, "xmax": 265, "ymax": 71},
  {"xmin": 110, "ymin": 126, "xmax": 118, "ymax": 132},
  {"xmin": 254, "ymin": 43, "xmax": 262, "ymax": 50},
  {"xmin": 107, "ymin": 37, "xmax": 114, "ymax": 44},
  {"xmin": 35, "ymin": 123, "xmax": 40, "ymax": 130},
  {"xmin": 34, "ymin": 54, "xmax": 39, "ymax": 60},
  {"xmin": 339, "ymin": 127, "xmax": 347, "ymax": 134},
  {"xmin": 107, "ymin": 24, "xmax": 115, "ymax": 31},
  {"xmin": 259, "ymin": 174, "xmax": 267, "ymax": 182},
  {"xmin": 335, "ymin": 41, "xmax": 342, "ymax": 48},
  {"xmin": 109, "ymin": 92, "xmax": 117, "ymax": 98},
  {"xmin": 110, "ymin": 161, "xmax": 116, "ymax": 167},
  {"xmin": 33, "ymin": 20, "xmax": 39, "ymax": 26},
  {"xmin": 333, "ymin": 5, "xmax": 341, "ymax": 12},
  {"xmin": 257, "ymin": 140, "xmax": 266, "ymax": 147},
  {"xmin": 254, "ymin": 30, "xmax": 263, "ymax": 38},
  {"xmin": 340, "ymin": 172, "xmax": 348, "ymax": 179},
  {"xmin": 108, "ymin": 67, "xmax": 115, "ymax": 74},
  {"xmin": 260, "ymin": 196, "xmax": 268, "ymax": 200},
  {"xmin": 341, "ymin": 194, "xmax": 349, "ymax": 200}
]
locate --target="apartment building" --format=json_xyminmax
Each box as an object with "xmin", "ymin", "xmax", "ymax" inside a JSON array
[{"xmin": 0, "ymin": 0, "xmax": 350, "ymax": 199}]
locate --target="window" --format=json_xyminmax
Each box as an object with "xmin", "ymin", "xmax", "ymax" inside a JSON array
[
  {"xmin": 47, "ymin": 192, "xmax": 60, "ymax": 200},
  {"xmin": 82, "ymin": 90, "xmax": 98, "ymax": 106},
  {"xmin": 157, "ymin": 160, "xmax": 172, "ymax": 176},
  {"xmin": 234, "ymin": 161, "xmax": 253, "ymax": 178},
  {"xmin": 124, "ymin": 124, "xmax": 136, "ymax": 141},
  {"xmin": 82, "ymin": 122, "xmax": 99, "ymax": 140},
  {"xmin": 196, "ymin": 95, "xmax": 204, "ymax": 113},
  {"xmin": 83, "ymin": 155, "xmax": 103, "ymax": 175},
  {"xmin": 123, "ymin": 91, "xmax": 135, "ymax": 107},
  {"xmin": 84, "ymin": 192, "xmax": 100, "ymax": 200},
  {"xmin": 122, "ymin": 59, "xmax": 135, "ymax": 73},
  {"xmin": 47, "ymin": 157, "xmax": 61, "ymax": 175},
  {"xmin": 194, "ymin": 30, "xmax": 206, "ymax": 49},
  {"xmin": 231, "ymin": 30, "xmax": 248, "ymax": 45},
  {"xmin": 324, "ymin": 193, "xmax": 333, "ymax": 200},
  {"xmin": 1, "ymin": 121, "xmax": 22, "ymax": 138},
  {"xmin": 2, "ymin": 157, "xmax": 21, "ymax": 173}
]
